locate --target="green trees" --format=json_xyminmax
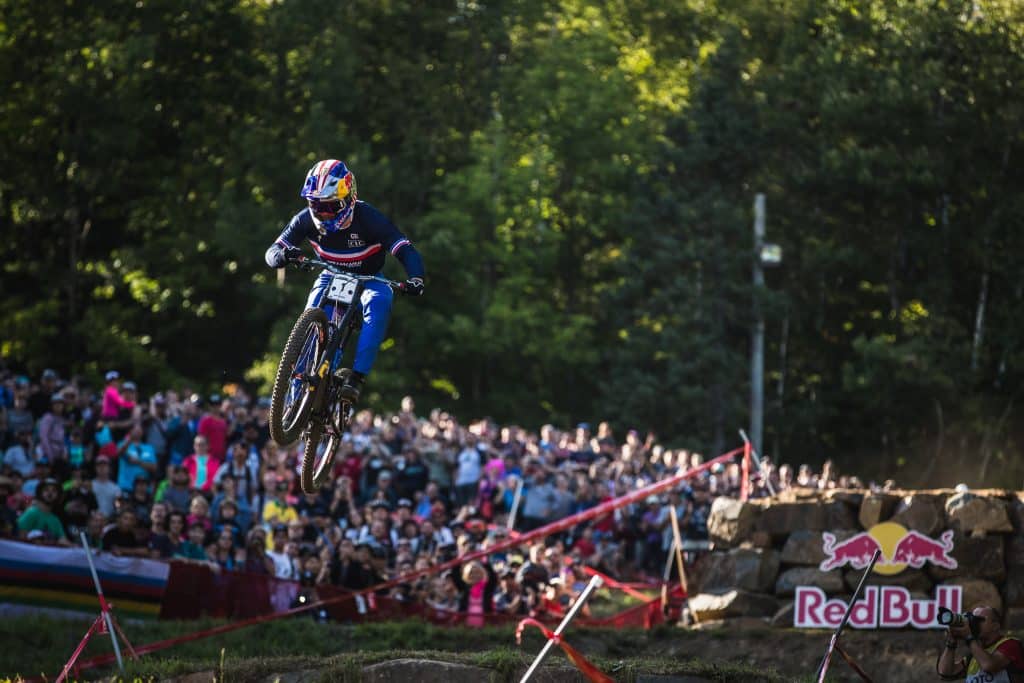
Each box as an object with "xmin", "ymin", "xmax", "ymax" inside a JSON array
[{"xmin": 2, "ymin": 0, "xmax": 1022, "ymax": 484}]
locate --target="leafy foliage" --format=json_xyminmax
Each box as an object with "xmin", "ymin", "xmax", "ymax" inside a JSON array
[{"xmin": 2, "ymin": 0, "xmax": 1023, "ymax": 485}]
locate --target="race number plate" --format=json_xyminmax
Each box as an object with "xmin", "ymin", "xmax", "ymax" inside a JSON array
[{"xmin": 325, "ymin": 274, "xmax": 359, "ymax": 304}]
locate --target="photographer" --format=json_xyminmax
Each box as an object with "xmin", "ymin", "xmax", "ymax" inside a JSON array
[{"xmin": 938, "ymin": 605, "xmax": 1024, "ymax": 682}]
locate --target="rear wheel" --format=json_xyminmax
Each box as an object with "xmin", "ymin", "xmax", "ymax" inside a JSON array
[
  {"xmin": 300, "ymin": 396, "xmax": 349, "ymax": 494},
  {"xmin": 269, "ymin": 307, "xmax": 328, "ymax": 446}
]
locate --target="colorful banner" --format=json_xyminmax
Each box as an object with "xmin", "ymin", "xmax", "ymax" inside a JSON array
[
  {"xmin": 158, "ymin": 561, "xmax": 297, "ymax": 620},
  {"xmin": 0, "ymin": 539, "xmax": 169, "ymax": 619}
]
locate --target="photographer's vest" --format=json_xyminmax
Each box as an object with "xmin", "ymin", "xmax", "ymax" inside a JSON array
[{"xmin": 966, "ymin": 637, "xmax": 1022, "ymax": 683}]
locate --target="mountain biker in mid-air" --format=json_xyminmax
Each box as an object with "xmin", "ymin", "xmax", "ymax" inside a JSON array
[{"xmin": 264, "ymin": 159, "xmax": 425, "ymax": 404}]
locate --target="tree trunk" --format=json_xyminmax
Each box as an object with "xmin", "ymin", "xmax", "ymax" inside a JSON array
[
  {"xmin": 66, "ymin": 209, "xmax": 92, "ymax": 368},
  {"xmin": 979, "ymin": 396, "xmax": 1015, "ymax": 484},
  {"xmin": 996, "ymin": 282, "xmax": 1023, "ymax": 388},
  {"xmin": 971, "ymin": 271, "xmax": 989, "ymax": 373},
  {"xmin": 773, "ymin": 314, "xmax": 789, "ymax": 463},
  {"xmin": 68, "ymin": 212, "xmax": 79, "ymax": 366}
]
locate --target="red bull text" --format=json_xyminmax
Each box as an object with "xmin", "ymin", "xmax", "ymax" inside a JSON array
[{"xmin": 795, "ymin": 585, "xmax": 962, "ymax": 629}]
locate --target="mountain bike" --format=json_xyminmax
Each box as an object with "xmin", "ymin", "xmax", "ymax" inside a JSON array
[{"xmin": 268, "ymin": 255, "xmax": 404, "ymax": 494}]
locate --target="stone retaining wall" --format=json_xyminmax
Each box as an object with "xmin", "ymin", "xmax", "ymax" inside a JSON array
[{"xmin": 693, "ymin": 488, "xmax": 1024, "ymax": 625}]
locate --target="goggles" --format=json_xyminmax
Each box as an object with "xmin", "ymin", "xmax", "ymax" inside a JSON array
[{"xmin": 308, "ymin": 197, "xmax": 349, "ymax": 220}]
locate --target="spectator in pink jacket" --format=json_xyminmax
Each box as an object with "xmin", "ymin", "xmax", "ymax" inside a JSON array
[
  {"xmin": 101, "ymin": 370, "xmax": 135, "ymax": 420},
  {"xmin": 182, "ymin": 435, "xmax": 219, "ymax": 492}
]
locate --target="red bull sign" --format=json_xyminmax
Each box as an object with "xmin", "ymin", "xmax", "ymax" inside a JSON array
[
  {"xmin": 819, "ymin": 522, "xmax": 957, "ymax": 575},
  {"xmin": 795, "ymin": 585, "xmax": 963, "ymax": 629},
  {"xmin": 793, "ymin": 522, "xmax": 961, "ymax": 629}
]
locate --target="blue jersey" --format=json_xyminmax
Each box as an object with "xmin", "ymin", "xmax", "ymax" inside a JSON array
[{"xmin": 272, "ymin": 201, "xmax": 423, "ymax": 278}]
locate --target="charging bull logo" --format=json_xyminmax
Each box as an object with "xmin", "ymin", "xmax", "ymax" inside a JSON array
[{"xmin": 819, "ymin": 522, "xmax": 957, "ymax": 575}]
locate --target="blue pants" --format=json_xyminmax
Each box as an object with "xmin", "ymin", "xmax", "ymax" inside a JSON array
[{"xmin": 305, "ymin": 273, "xmax": 393, "ymax": 375}]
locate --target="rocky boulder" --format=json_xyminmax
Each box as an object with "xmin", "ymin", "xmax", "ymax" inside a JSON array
[
  {"xmin": 770, "ymin": 601, "xmax": 795, "ymax": 627},
  {"xmin": 1007, "ymin": 607, "xmax": 1024, "ymax": 630},
  {"xmin": 744, "ymin": 530, "xmax": 775, "ymax": 548},
  {"xmin": 858, "ymin": 493, "xmax": 900, "ymax": 529},
  {"xmin": 688, "ymin": 616, "xmax": 771, "ymax": 631},
  {"xmin": 1003, "ymin": 535, "xmax": 1024, "ymax": 607},
  {"xmin": 696, "ymin": 547, "xmax": 780, "ymax": 594},
  {"xmin": 891, "ymin": 494, "xmax": 947, "ymax": 535},
  {"xmin": 1009, "ymin": 494, "xmax": 1024, "ymax": 532},
  {"xmin": 708, "ymin": 497, "xmax": 759, "ymax": 547},
  {"xmin": 772, "ymin": 487, "xmax": 820, "ymax": 503},
  {"xmin": 945, "ymin": 492, "xmax": 1013, "ymax": 535},
  {"xmin": 775, "ymin": 567, "xmax": 845, "ymax": 597},
  {"xmin": 780, "ymin": 529, "xmax": 855, "ymax": 567},
  {"xmin": 842, "ymin": 568, "xmax": 933, "ymax": 594},
  {"xmin": 824, "ymin": 489, "xmax": 865, "ymax": 509},
  {"xmin": 926, "ymin": 531, "xmax": 1005, "ymax": 583},
  {"xmin": 758, "ymin": 501, "xmax": 857, "ymax": 540},
  {"xmin": 1006, "ymin": 572, "xmax": 1024, "ymax": 608},
  {"xmin": 688, "ymin": 589, "xmax": 779, "ymax": 621},
  {"xmin": 942, "ymin": 578, "xmax": 1002, "ymax": 614}
]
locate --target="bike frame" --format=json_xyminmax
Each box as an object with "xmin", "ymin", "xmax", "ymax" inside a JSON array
[
  {"xmin": 318, "ymin": 287, "xmax": 361, "ymax": 380},
  {"xmin": 293, "ymin": 257, "xmax": 400, "ymax": 418}
]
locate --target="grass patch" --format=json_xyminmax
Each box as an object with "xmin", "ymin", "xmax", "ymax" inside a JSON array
[
  {"xmin": 117, "ymin": 650, "xmax": 790, "ymax": 683},
  {"xmin": 584, "ymin": 585, "xmax": 655, "ymax": 618},
  {"xmin": 0, "ymin": 614, "xmax": 794, "ymax": 682}
]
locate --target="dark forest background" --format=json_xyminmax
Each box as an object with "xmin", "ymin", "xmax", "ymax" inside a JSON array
[{"xmin": 3, "ymin": 0, "xmax": 1023, "ymax": 486}]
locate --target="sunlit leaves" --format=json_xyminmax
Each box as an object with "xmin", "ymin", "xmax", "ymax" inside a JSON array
[{"xmin": 1, "ymin": 0, "xmax": 1022, "ymax": 481}]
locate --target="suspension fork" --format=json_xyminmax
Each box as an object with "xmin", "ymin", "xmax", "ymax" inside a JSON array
[{"xmin": 310, "ymin": 288, "xmax": 362, "ymax": 402}]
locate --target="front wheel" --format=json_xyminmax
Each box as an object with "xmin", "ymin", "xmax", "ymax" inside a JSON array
[
  {"xmin": 269, "ymin": 307, "xmax": 328, "ymax": 446},
  {"xmin": 300, "ymin": 397, "xmax": 348, "ymax": 494}
]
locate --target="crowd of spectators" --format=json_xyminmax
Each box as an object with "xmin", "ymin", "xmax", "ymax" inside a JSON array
[{"xmin": 0, "ymin": 366, "xmax": 882, "ymax": 620}]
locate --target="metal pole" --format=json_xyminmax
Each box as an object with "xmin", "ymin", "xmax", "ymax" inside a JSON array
[
  {"xmin": 814, "ymin": 549, "xmax": 881, "ymax": 682},
  {"xmin": 507, "ymin": 477, "xmax": 524, "ymax": 530},
  {"xmin": 79, "ymin": 532, "xmax": 125, "ymax": 673},
  {"xmin": 519, "ymin": 574, "xmax": 604, "ymax": 683},
  {"xmin": 751, "ymin": 193, "xmax": 766, "ymax": 456}
]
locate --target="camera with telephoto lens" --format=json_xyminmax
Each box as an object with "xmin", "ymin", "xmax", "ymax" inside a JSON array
[{"xmin": 937, "ymin": 607, "xmax": 981, "ymax": 636}]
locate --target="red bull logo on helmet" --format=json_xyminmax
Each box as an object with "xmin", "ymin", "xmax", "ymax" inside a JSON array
[{"xmin": 819, "ymin": 522, "xmax": 957, "ymax": 575}]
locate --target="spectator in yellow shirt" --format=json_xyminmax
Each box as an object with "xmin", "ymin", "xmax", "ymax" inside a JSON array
[{"xmin": 262, "ymin": 478, "xmax": 297, "ymax": 549}]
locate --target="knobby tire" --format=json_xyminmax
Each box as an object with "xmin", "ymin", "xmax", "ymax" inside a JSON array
[
  {"xmin": 269, "ymin": 307, "xmax": 328, "ymax": 446},
  {"xmin": 300, "ymin": 412, "xmax": 342, "ymax": 494}
]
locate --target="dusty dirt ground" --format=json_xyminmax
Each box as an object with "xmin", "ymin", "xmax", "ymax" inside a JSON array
[{"xmin": 573, "ymin": 625, "xmax": 946, "ymax": 681}]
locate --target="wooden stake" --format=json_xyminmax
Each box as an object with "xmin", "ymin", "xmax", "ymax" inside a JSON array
[{"xmin": 668, "ymin": 505, "xmax": 688, "ymax": 594}]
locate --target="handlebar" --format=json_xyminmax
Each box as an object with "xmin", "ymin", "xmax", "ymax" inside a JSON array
[{"xmin": 288, "ymin": 255, "xmax": 405, "ymax": 292}]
